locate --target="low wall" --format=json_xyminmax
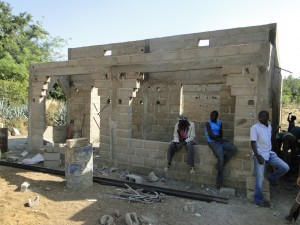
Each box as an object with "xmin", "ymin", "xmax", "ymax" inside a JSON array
[{"xmin": 95, "ymin": 139, "xmax": 252, "ymax": 188}]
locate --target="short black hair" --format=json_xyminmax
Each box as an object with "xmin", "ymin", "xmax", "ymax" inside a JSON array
[
  {"xmin": 258, "ymin": 110, "xmax": 269, "ymax": 117},
  {"xmin": 210, "ymin": 110, "xmax": 219, "ymax": 116}
]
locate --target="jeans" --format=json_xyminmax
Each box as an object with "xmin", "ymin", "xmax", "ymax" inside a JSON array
[
  {"xmin": 167, "ymin": 141, "xmax": 194, "ymax": 167},
  {"xmin": 208, "ymin": 140, "xmax": 237, "ymax": 187},
  {"xmin": 253, "ymin": 151, "xmax": 289, "ymax": 204}
]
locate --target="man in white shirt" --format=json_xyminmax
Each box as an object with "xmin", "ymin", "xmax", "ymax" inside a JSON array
[{"xmin": 250, "ymin": 110, "xmax": 289, "ymax": 207}]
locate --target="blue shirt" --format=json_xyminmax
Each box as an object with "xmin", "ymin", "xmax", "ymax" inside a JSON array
[{"xmin": 205, "ymin": 120, "xmax": 222, "ymax": 142}]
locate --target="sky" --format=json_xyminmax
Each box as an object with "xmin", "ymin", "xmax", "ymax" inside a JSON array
[{"xmin": 5, "ymin": 0, "xmax": 300, "ymax": 77}]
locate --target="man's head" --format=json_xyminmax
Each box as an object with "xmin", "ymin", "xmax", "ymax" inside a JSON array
[
  {"xmin": 179, "ymin": 115, "xmax": 188, "ymax": 121},
  {"xmin": 210, "ymin": 111, "xmax": 219, "ymax": 122},
  {"xmin": 258, "ymin": 110, "xmax": 269, "ymax": 126},
  {"xmin": 178, "ymin": 115, "xmax": 189, "ymax": 128}
]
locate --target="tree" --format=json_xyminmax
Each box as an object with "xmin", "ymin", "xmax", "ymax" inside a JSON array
[
  {"xmin": 0, "ymin": 1, "xmax": 67, "ymax": 104},
  {"xmin": 282, "ymin": 75, "xmax": 300, "ymax": 105}
]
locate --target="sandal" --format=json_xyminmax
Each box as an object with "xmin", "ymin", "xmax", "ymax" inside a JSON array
[{"xmin": 256, "ymin": 201, "xmax": 271, "ymax": 208}]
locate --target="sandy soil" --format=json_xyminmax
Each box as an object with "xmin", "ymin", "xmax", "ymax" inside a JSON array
[
  {"xmin": 1, "ymin": 131, "xmax": 300, "ymax": 225},
  {"xmin": 0, "ymin": 164, "xmax": 299, "ymax": 225}
]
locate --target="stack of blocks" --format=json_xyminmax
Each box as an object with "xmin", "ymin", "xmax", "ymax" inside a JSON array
[
  {"xmin": 65, "ymin": 138, "xmax": 93, "ymax": 189},
  {"xmin": 43, "ymin": 143, "xmax": 61, "ymax": 168}
]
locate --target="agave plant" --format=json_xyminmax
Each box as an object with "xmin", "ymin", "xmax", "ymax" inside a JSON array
[
  {"xmin": 0, "ymin": 98, "xmax": 28, "ymax": 131},
  {"xmin": 53, "ymin": 102, "xmax": 67, "ymax": 126}
]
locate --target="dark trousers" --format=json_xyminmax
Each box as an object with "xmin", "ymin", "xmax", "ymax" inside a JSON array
[
  {"xmin": 208, "ymin": 140, "xmax": 237, "ymax": 186},
  {"xmin": 167, "ymin": 141, "xmax": 194, "ymax": 167}
]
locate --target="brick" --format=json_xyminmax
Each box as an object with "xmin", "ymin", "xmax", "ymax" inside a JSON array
[
  {"xmin": 125, "ymin": 174, "xmax": 143, "ymax": 184},
  {"xmin": 44, "ymin": 152, "xmax": 60, "ymax": 161},
  {"xmin": 44, "ymin": 160, "xmax": 61, "ymax": 168},
  {"xmin": 66, "ymin": 138, "xmax": 89, "ymax": 148},
  {"xmin": 231, "ymin": 85, "xmax": 257, "ymax": 96},
  {"xmin": 219, "ymin": 187, "xmax": 235, "ymax": 197}
]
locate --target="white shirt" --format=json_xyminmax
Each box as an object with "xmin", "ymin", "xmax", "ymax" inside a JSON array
[{"xmin": 250, "ymin": 122, "xmax": 273, "ymax": 160}]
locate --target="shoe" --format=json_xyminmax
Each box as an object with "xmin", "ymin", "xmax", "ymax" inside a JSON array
[
  {"xmin": 256, "ymin": 201, "xmax": 271, "ymax": 208},
  {"xmin": 190, "ymin": 167, "xmax": 195, "ymax": 175},
  {"xmin": 284, "ymin": 215, "xmax": 293, "ymax": 224},
  {"xmin": 163, "ymin": 165, "xmax": 170, "ymax": 172}
]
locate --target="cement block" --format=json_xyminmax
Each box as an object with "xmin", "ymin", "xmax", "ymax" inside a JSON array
[
  {"xmin": 125, "ymin": 174, "xmax": 143, "ymax": 184},
  {"xmin": 44, "ymin": 160, "xmax": 61, "ymax": 168},
  {"xmin": 44, "ymin": 152, "xmax": 60, "ymax": 161},
  {"xmin": 66, "ymin": 138, "xmax": 89, "ymax": 148},
  {"xmin": 219, "ymin": 187, "xmax": 235, "ymax": 197}
]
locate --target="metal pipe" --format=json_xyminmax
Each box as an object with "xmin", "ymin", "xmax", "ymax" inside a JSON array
[{"xmin": 0, "ymin": 161, "xmax": 228, "ymax": 204}]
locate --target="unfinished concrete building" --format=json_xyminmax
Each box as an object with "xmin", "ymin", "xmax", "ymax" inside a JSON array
[{"xmin": 28, "ymin": 23, "xmax": 281, "ymax": 188}]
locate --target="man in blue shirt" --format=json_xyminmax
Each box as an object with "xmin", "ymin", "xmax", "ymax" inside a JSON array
[
  {"xmin": 251, "ymin": 110, "xmax": 289, "ymax": 207},
  {"xmin": 205, "ymin": 110, "xmax": 237, "ymax": 189}
]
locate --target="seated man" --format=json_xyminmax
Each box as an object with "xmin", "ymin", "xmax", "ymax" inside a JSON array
[
  {"xmin": 163, "ymin": 115, "xmax": 195, "ymax": 174},
  {"xmin": 205, "ymin": 110, "xmax": 237, "ymax": 189}
]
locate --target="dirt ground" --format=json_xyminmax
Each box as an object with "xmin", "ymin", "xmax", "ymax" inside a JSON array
[{"xmin": 0, "ymin": 137, "xmax": 300, "ymax": 225}]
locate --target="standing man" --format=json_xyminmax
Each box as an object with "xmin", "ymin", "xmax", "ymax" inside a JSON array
[
  {"xmin": 250, "ymin": 110, "xmax": 289, "ymax": 207},
  {"xmin": 163, "ymin": 115, "xmax": 196, "ymax": 174},
  {"xmin": 205, "ymin": 110, "xmax": 237, "ymax": 189}
]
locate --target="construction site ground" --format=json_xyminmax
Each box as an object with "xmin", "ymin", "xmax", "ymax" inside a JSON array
[{"xmin": 0, "ymin": 136, "xmax": 299, "ymax": 225}]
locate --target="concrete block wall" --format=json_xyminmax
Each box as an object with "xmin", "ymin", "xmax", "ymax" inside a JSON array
[
  {"xmin": 44, "ymin": 126, "xmax": 67, "ymax": 143},
  {"xmin": 28, "ymin": 23, "xmax": 281, "ymax": 189},
  {"xmin": 96, "ymin": 139, "xmax": 251, "ymax": 188},
  {"xmin": 68, "ymin": 24, "xmax": 275, "ymax": 60}
]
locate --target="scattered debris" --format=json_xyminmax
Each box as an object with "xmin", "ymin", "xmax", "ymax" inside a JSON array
[
  {"xmin": 7, "ymin": 156, "xmax": 19, "ymax": 162},
  {"xmin": 125, "ymin": 212, "xmax": 139, "ymax": 225},
  {"xmin": 11, "ymin": 128, "xmax": 20, "ymax": 136},
  {"xmin": 20, "ymin": 182, "xmax": 30, "ymax": 192},
  {"xmin": 147, "ymin": 171, "xmax": 158, "ymax": 182},
  {"xmin": 25, "ymin": 196, "xmax": 40, "ymax": 207},
  {"xmin": 110, "ymin": 167, "xmax": 118, "ymax": 173},
  {"xmin": 86, "ymin": 199, "xmax": 97, "ymax": 202},
  {"xmin": 22, "ymin": 153, "xmax": 44, "ymax": 165},
  {"xmin": 99, "ymin": 214, "xmax": 115, "ymax": 225},
  {"xmin": 125, "ymin": 174, "xmax": 143, "ymax": 184},
  {"xmin": 116, "ymin": 184, "xmax": 161, "ymax": 204},
  {"xmin": 20, "ymin": 151, "xmax": 28, "ymax": 157}
]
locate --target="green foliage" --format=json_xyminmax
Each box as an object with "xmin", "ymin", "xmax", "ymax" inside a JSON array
[
  {"xmin": 0, "ymin": 98, "xmax": 28, "ymax": 132},
  {"xmin": 282, "ymin": 75, "xmax": 300, "ymax": 105},
  {"xmin": 49, "ymin": 83, "xmax": 66, "ymax": 101},
  {"xmin": 0, "ymin": 1, "xmax": 67, "ymax": 105},
  {"xmin": 0, "ymin": 80, "xmax": 28, "ymax": 104},
  {"xmin": 46, "ymin": 100, "xmax": 67, "ymax": 126}
]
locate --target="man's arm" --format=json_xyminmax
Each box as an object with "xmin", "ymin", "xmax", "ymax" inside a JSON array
[
  {"xmin": 173, "ymin": 123, "xmax": 179, "ymax": 143},
  {"xmin": 251, "ymin": 141, "xmax": 265, "ymax": 165},
  {"xmin": 205, "ymin": 122, "xmax": 222, "ymax": 141},
  {"xmin": 185, "ymin": 122, "xmax": 195, "ymax": 143}
]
